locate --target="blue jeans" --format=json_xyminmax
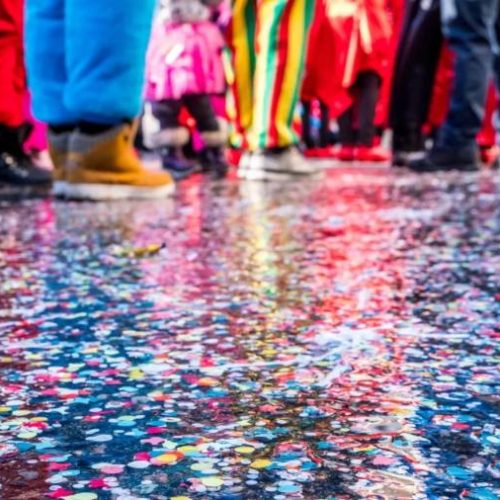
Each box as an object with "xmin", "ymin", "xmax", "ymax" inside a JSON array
[
  {"xmin": 25, "ymin": 0, "xmax": 156, "ymax": 125},
  {"xmin": 438, "ymin": 0, "xmax": 500, "ymax": 152}
]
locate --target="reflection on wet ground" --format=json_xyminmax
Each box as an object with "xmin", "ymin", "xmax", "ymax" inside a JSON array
[{"xmin": 0, "ymin": 166, "xmax": 498, "ymax": 500}]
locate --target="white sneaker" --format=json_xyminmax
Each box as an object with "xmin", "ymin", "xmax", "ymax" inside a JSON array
[
  {"xmin": 237, "ymin": 151, "xmax": 252, "ymax": 179},
  {"xmin": 240, "ymin": 147, "xmax": 322, "ymax": 181}
]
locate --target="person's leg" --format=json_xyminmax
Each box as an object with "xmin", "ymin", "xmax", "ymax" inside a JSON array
[
  {"xmin": 184, "ymin": 94, "xmax": 229, "ymax": 179},
  {"xmin": 25, "ymin": 0, "xmax": 74, "ymax": 125},
  {"xmin": 61, "ymin": 0, "xmax": 174, "ymax": 200},
  {"xmin": 250, "ymin": 0, "xmax": 316, "ymax": 151},
  {"xmin": 0, "ymin": 0, "xmax": 52, "ymax": 185},
  {"xmin": 318, "ymin": 101, "xmax": 330, "ymax": 148},
  {"xmin": 147, "ymin": 99, "xmax": 193, "ymax": 179},
  {"xmin": 0, "ymin": 0, "xmax": 24, "ymax": 127},
  {"xmin": 357, "ymin": 71, "xmax": 381, "ymax": 147},
  {"xmin": 338, "ymin": 107, "xmax": 356, "ymax": 147},
  {"xmin": 337, "ymin": 105, "xmax": 356, "ymax": 161},
  {"xmin": 410, "ymin": 0, "xmax": 499, "ymax": 171},
  {"xmin": 301, "ymin": 100, "xmax": 315, "ymax": 149},
  {"xmin": 66, "ymin": 0, "xmax": 155, "ymax": 123},
  {"xmin": 437, "ymin": 0, "xmax": 498, "ymax": 152},
  {"xmin": 242, "ymin": 0, "xmax": 321, "ymax": 180},
  {"xmin": 227, "ymin": 0, "xmax": 257, "ymax": 149},
  {"xmin": 390, "ymin": 0, "xmax": 442, "ymax": 163}
]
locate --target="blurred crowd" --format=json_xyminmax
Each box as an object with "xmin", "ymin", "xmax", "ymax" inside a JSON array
[{"xmin": 0, "ymin": 0, "xmax": 498, "ymax": 199}]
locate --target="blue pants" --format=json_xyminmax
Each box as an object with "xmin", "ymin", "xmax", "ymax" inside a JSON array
[
  {"xmin": 438, "ymin": 0, "xmax": 500, "ymax": 152},
  {"xmin": 25, "ymin": 0, "xmax": 156, "ymax": 125}
]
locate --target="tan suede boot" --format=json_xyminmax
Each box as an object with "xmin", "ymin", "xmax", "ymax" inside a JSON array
[
  {"xmin": 48, "ymin": 130, "xmax": 72, "ymax": 197},
  {"xmin": 65, "ymin": 123, "xmax": 175, "ymax": 200}
]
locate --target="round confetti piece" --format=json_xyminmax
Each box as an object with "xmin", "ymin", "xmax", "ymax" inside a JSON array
[
  {"xmin": 17, "ymin": 432, "xmax": 37, "ymax": 440},
  {"xmin": 99, "ymin": 465, "xmax": 124, "ymax": 474},
  {"xmin": 152, "ymin": 452, "xmax": 183, "ymax": 465},
  {"xmin": 235, "ymin": 446, "xmax": 255, "ymax": 454},
  {"xmin": 250, "ymin": 459, "xmax": 272, "ymax": 469},
  {"xmin": 86, "ymin": 434, "xmax": 113, "ymax": 443},
  {"xmin": 128, "ymin": 461, "xmax": 150, "ymax": 469},
  {"xmin": 200, "ymin": 476, "xmax": 224, "ymax": 488}
]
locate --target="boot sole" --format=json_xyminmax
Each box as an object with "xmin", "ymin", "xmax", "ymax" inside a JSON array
[
  {"xmin": 63, "ymin": 182, "xmax": 175, "ymax": 201},
  {"xmin": 53, "ymin": 181, "xmax": 68, "ymax": 198},
  {"xmin": 238, "ymin": 168, "xmax": 322, "ymax": 181}
]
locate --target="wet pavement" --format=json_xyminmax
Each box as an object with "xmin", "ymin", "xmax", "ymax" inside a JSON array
[{"xmin": 0, "ymin": 165, "xmax": 498, "ymax": 500}]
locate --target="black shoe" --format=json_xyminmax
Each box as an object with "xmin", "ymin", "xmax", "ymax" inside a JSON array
[
  {"xmin": 199, "ymin": 147, "xmax": 229, "ymax": 179},
  {"xmin": 0, "ymin": 124, "xmax": 52, "ymax": 186},
  {"xmin": 409, "ymin": 147, "xmax": 480, "ymax": 173},
  {"xmin": 160, "ymin": 146, "xmax": 196, "ymax": 180}
]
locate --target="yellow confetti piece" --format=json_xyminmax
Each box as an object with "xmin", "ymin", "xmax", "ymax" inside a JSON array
[
  {"xmin": 0, "ymin": 407, "xmax": 11, "ymax": 413},
  {"xmin": 200, "ymin": 476, "xmax": 224, "ymax": 488},
  {"xmin": 171, "ymin": 497, "xmax": 191, "ymax": 500},
  {"xmin": 152, "ymin": 452, "xmax": 183, "ymax": 465},
  {"xmin": 63, "ymin": 494, "xmax": 98, "ymax": 500},
  {"xmin": 128, "ymin": 368, "xmax": 145, "ymax": 380},
  {"xmin": 235, "ymin": 446, "xmax": 255, "ymax": 454},
  {"xmin": 250, "ymin": 459, "xmax": 272, "ymax": 469}
]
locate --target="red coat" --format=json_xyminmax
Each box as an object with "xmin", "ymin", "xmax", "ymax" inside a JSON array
[{"xmin": 301, "ymin": 0, "xmax": 402, "ymax": 122}]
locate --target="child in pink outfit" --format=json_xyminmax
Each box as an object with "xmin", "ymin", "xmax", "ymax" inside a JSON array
[{"xmin": 144, "ymin": 0, "xmax": 228, "ymax": 179}]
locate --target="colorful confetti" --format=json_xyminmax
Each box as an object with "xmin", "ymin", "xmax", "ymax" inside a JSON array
[{"xmin": 0, "ymin": 166, "xmax": 498, "ymax": 499}]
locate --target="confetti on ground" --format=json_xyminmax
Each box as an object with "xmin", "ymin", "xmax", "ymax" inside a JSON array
[{"xmin": 0, "ymin": 166, "xmax": 499, "ymax": 499}]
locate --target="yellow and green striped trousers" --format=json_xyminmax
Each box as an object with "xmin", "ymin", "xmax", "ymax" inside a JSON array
[{"xmin": 228, "ymin": 0, "xmax": 316, "ymax": 151}]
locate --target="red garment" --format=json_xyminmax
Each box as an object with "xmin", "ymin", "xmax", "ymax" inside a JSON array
[
  {"xmin": 0, "ymin": 0, "xmax": 25, "ymax": 126},
  {"xmin": 302, "ymin": 0, "xmax": 400, "ymax": 121},
  {"xmin": 426, "ymin": 44, "xmax": 454, "ymax": 130}
]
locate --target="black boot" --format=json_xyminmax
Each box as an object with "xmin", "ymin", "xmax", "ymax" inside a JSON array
[
  {"xmin": 392, "ymin": 127, "xmax": 425, "ymax": 167},
  {"xmin": 0, "ymin": 124, "xmax": 52, "ymax": 186},
  {"xmin": 199, "ymin": 146, "xmax": 229, "ymax": 179}
]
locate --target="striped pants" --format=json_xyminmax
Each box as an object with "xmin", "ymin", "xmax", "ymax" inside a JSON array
[{"xmin": 228, "ymin": 0, "xmax": 316, "ymax": 151}]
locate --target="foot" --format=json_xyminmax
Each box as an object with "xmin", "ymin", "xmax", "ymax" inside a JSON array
[
  {"xmin": 392, "ymin": 150, "xmax": 426, "ymax": 168},
  {"xmin": 0, "ymin": 151, "xmax": 52, "ymax": 186},
  {"xmin": 199, "ymin": 147, "xmax": 229, "ymax": 180},
  {"xmin": 409, "ymin": 147, "xmax": 480, "ymax": 173},
  {"xmin": 337, "ymin": 146, "xmax": 355, "ymax": 162},
  {"xmin": 304, "ymin": 147, "xmax": 336, "ymax": 159},
  {"xmin": 0, "ymin": 124, "xmax": 52, "ymax": 187},
  {"xmin": 64, "ymin": 123, "xmax": 175, "ymax": 200},
  {"xmin": 240, "ymin": 147, "xmax": 321, "ymax": 181},
  {"xmin": 161, "ymin": 147, "xmax": 196, "ymax": 181},
  {"xmin": 355, "ymin": 146, "xmax": 390, "ymax": 163}
]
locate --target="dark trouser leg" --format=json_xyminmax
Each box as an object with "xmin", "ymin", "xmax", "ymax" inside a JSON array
[
  {"xmin": 183, "ymin": 94, "xmax": 220, "ymax": 135},
  {"xmin": 148, "ymin": 99, "xmax": 188, "ymax": 151},
  {"xmin": 319, "ymin": 101, "xmax": 330, "ymax": 148},
  {"xmin": 184, "ymin": 94, "xmax": 228, "ymax": 178},
  {"xmin": 152, "ymin": 100, "xmax": 182, "ymax": 130},
  {"xmin": 356, "ymin": 71, "xmax": 381, "ymax": 147},
  {"xmin": 438, "ymin": 0, "xmax": 499, "ymax": 153},
  {"xmin": 301, "ymin": 100, "xmax": 314, "ymax": 148},
  {"xmin": 390, "ymin": 0, "xmax": 442, "ymax": 151},
  {"xmin": 338, "ymin": 104, "xmax": 356, "ymax": 147}
]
